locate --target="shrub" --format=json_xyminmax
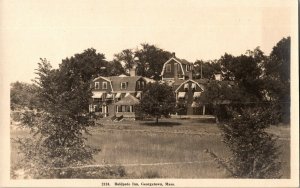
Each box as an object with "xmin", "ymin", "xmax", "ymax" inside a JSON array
[{"xmin": 207, "ymin": 107, "xmax": 282, "ymax": 178}]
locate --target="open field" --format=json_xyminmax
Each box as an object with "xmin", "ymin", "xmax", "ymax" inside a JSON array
[{"xmin": 10, "ymin": 119, "xmax": 290, "ymax": 178}]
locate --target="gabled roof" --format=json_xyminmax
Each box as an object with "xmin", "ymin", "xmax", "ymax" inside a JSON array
[
  {"xmin": 175, "ymin": 79, "xmax": 205, "ymax": 92},
  {"xmin": 173, "ymin": 57, "xmax": 192, "ymax": 65},
  {"xmin": 160, "ymin": 57, "xmax": 193, "ymax": 77},
  {"xmin": 92, "ymin": 76, "xmax": 114, "ymax": 91},
  {"xmin": 143, "ymin": 77, "xmax": 156, "ymax": 83},
  {"xmin": 115, "ymin": 94, "xmax": 140, "ymax": 105},
  {"xmin": 172, "ymin": 79, "xmax": 186, "ymax": 90},
  {"xmin": 108, "ymin": 76, "xmax": 144, "ymax": 92},
  {"xmin": 193, "ymin": 79, "xmax": 210, "ymax": 84}
]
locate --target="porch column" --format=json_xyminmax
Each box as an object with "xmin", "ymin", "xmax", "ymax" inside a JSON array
[
  {"xmin": 116, "ymin": 105, "xmax": 119, "ymax": 113},
  {"xmin": 202, "ymin": 105, "xmax": 206, "ymax": 115},
  {"xmin": 129, "ymin": 105, "xmax": 133, "ymax": 112},
  {"xmin": 103, "ymin": 105, "xmax": 107, "ymax": 117}
]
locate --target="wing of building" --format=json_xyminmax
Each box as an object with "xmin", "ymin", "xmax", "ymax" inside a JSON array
[
  {"xmin": 89, "ymin": 66, "xmax": 155, "ymax": 120},
  {"xmin": 161, "ymin": 53, "xmax": 212, "ymax": 116}
]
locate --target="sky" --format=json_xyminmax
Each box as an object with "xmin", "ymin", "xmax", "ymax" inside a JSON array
[{"xmin": 0, "ymin": 0, "xmax": 295, "ymax": 83}]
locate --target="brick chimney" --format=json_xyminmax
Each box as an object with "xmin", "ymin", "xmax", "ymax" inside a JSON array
[
  {"xmin": 129, "ymin": 57, "xmax": 139, "ymax": 77},
  {"xmin": 129, "ymin": 64, "xmax": 137, "ymax": 77},
  {"xmin": 172, "ymin": 52, "xmax": 176, "ymax": 58}
]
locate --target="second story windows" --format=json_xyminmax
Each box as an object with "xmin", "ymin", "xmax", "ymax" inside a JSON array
[
  {"xmin": 186, "ymin": 65, "xmax": 191, "ymax": 72},
  {"xmin": 184, "ymin": 83, "xmax": 189, "ymax": 91},
  {"xmin": 102, "ymin": 81, "xmax": 107, "ymax": 89},
  {"xmin": 121, "ymin": 82, "xmax": 128, "ymax": 89},
  {"xmin": 137, "ymin": 80, "xmax": 145, "ymax": 90},
  {"xmin": 95, "ymin": 82, "xmax": 100, "ymax": 89},
  {"xmin": 141, "ymin": 81, "xmax": 145, "ymax": 89},
  {"xmin": 137, "ymin": 81, "xmax": 141, "ymax": 89},
  {"xmin": 166, "ymin": 64, "xmax": 171, "ymax": 73}
]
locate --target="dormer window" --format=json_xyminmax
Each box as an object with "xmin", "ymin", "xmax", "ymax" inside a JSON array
[
  {"xmin": 137, "ymin": 81, "xmax": 141, "ymax": 89},
  {"xmin": 184, "ymin": 83, "xmax": 189, "ymax": 91},
  {"xmin": 95, "ymin": 82, "xmax": 100, "ymax": 89},
  {"xmin": 166, "ymin": 64, "xmax": 171, "ymax": 72},
  {"xmin": 141, "ymin": 81, "xmax": 145, "ymax": 89},
  {"xmin": 186, "ymin": 65, "xmax": 191, "ymax": 72},
  {"xmin": 191, "ymin": 83, "xmax": 196, "ymax": 91},
  {"xmin": 102, "ymin": 81, "xmax": 107, "ymax": 89},
  {"xmin": 121, "ymin": 82, "xmax": 127, "ymax": 89}
]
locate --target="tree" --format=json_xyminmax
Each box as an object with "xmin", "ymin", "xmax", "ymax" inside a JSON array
[
  {"xmin": 107, "ymin": 60, "xmax": 126, "ymax": 76},
  {"xmin": 10, "ymin": 81, "xmax": 39, "ymax": 110},
  {"xmin": 114, "ymin": 49, "xmax": 136, "ymax": 70},
  {"xmin": 136, "ymin": 82, "xmax": 176, "ymax": 124},
  {"xmin": 263, "ymin": 37, "xmax": 291, "ymax": 123},
  {"xmin": 193, "ymin": 60, "xmax": 221, "ymax": 79},
  {"xmin": 59, "ymin": 48, "xmax": 110, "ymax": 82},
  {"xmin": 114, "ymin": 44, "xmax": 172, "ymax": 80},
  {"xmin": 16, "ymin": 58, "xmax": 100, "ymax": 178},
  {"xmin": 200, "ymin": 80, "xmax": 240, "ymax": 121},
  {"xmin": 219, "ymin": 48, "xmax": 266, "ymax": 103},
  {"xmin": 135, "ymin": 43, "xmax": 172, "ymax": 80}
]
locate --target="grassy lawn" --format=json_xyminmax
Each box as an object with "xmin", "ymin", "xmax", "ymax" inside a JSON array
[{"xmin": 10, "ymin": 119, "xmax": 290, "ymax": 179}]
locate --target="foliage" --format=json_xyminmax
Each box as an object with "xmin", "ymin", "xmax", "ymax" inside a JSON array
[
  {"xmin": 221, "ymin": 108, "xmax": 282, "ymax": 178},
  {"xmin": 263, "ymin": 37, "xmax": 290, "ymax": 123},
  {"xmin": 200, "ymin": 80, "xmax": 239, "ymax": 121},
  {"xmin": 107, "ymin": 59, "xmax": 126, "ymax": 76},
  {"xmin": 10, "ymin": 81, "xmax": 39, "ymax": 110},
  {"xmin": 207, "ymin": 107, "xmax": 282, "ymax": 178},
  {"xmin": 136, "ymin": 82, "xmax": 176, "ymax": 123},
  {"xmin": 114, "ymin": 43, "xmax": 172, "ymax": 80},
  {"xmin": 114, "ymin": 49, "xmax": 136, "ymax": 70},
  {"xmin": 135, "ymin": 43, "xmax": 172, "ymax": 80},
  {"xmin": 15, "ymin": 56, "xmax": 101, "ymax": 178},
  {"xmin": 59, "ymin": 48, "xmax": 111, "ymax": 82},
  {"xmin": 193, "ymin": 60, "xmax": 221, "ymax": 79},
  {"xmin": 219, "ymin": 47, "xmax": 266, "ymax": 101}
]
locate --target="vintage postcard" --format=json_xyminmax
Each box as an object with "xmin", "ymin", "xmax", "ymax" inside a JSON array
[{"xmin": 0, "ymin": 0, "xmax": 298, "ymax": 187}]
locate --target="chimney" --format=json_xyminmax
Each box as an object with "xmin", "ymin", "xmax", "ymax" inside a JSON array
[
  {"xmin": 172, "ymin": 52, "xmax": 176, "ymax": 58},
  {"xmin": 129, "ymin": 65, "xmax": 137, "ymax": 77},
  {"xmin": 174, "ymin": 62, "xmax": 178, "ymax": 80},
  {"xmin": 129, "ymin": 57, "xmax": 139, "ymax": 77}
]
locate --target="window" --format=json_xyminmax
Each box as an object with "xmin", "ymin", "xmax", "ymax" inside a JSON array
[
  {"xmin": 102, "ymin": 81, "xmax": 107, "ymax": 89},
  {"xmin": 121, "ymin": 105, "xmax": 126, "ymax": 112},
  {"xmin": 166, "ymin": 64, "xmax": 171, "ymax": 72},
  {"xmin": 121, "ymin": 82, "xmax": 127, "ymax": 89},
  {"xmin": 94, "ymin": 98, "xmax": 101, "ymax": 103},
  {"xmin": 186, "ymin": 65, "xmax": 190, "ymax": 72},
  {"xmin": 184, "ymin": 83, "xmax": 189, "ymax": 91},
  {"xmin": 95, "ymin": 82, "xmax": 100, "ymax": 89},
  {"xmin": 95, "ymin": 105, "xmax": 102, "ymax": 112},
  {"xmin": 126, "ymin": 106, "xmax": 131, "ymax": 112},
  {"xmin": 137, "ymin": 81, "xmax": 141, "ymax": 89},
  {"xmin": 141, "ymin": 81, "xmax": 145, "ymax": 89},
  {"xmin": 191, "ymin": 83, "xmax": 196, "ymax": 91},
  {"xmin": 178, "ymin": 92, "xmax": 186, "ymax": 99}
]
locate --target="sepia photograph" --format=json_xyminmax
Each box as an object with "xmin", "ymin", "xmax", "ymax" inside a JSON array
[{"xmin": 0, "ymin": 0, "xmax": 298, "ymax": 187}]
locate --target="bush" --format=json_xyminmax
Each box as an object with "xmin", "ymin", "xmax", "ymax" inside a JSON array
[{"xmin": 208, "ymin": 107, "xmax": 282, "ymax": 178}]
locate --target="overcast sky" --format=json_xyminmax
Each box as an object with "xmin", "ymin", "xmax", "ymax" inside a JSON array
[{"xmin": 0, "ymin": 0, "xmax": 294, "ymax": 83}]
